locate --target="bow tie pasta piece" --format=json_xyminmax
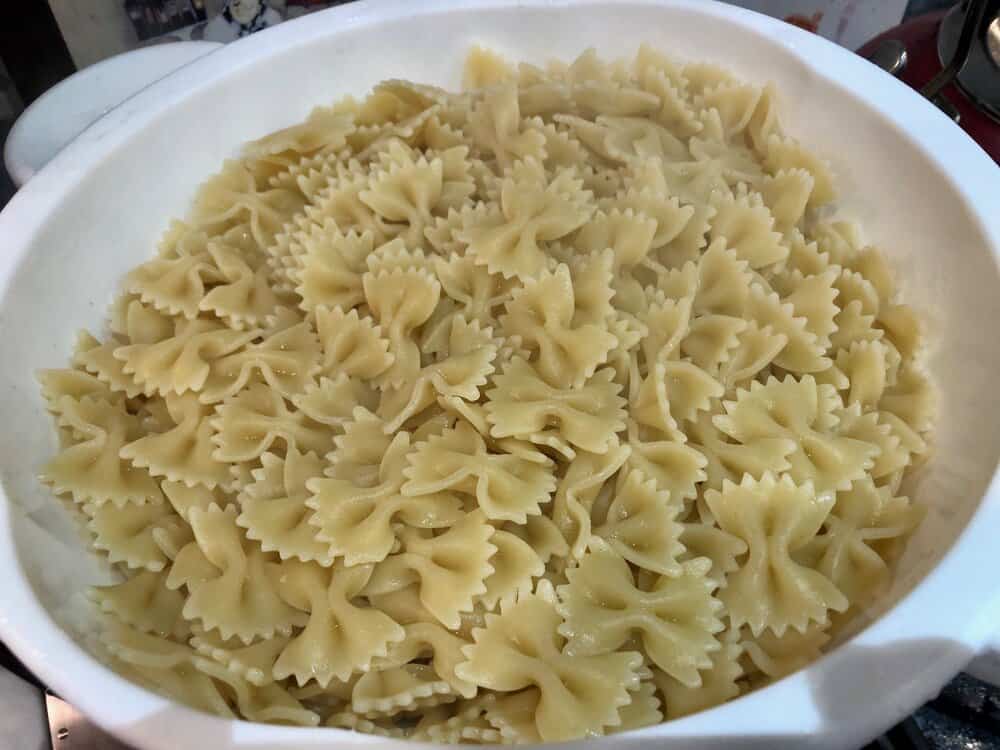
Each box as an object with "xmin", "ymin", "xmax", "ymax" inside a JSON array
[
  {"xmin": 482, "ymin": 688, "xmax": 543, "ymax": 743},
  {"xmin": 269, "ymin": 559, "xmax": 405, "ymax": 687},
  {"xmin": 602, "ymin": 183, "xmax": 696, "ymax": 255},
  {"xmin": 574, "ymin": 208, "xmax": 658, "ymax": 271},
  {"xmin": 351, "ymin": 664, "xmax": 459, "ymax": 718},
  {"xmin": 236, "ymin": 448, "xmax": 332, "ymax": 566},
  {"xmin": 244, "ymin": 105, "xmax": 356, "ymax": 162},
  {"xmin": 654, "ymin": 641, "xmax": 744, "ymax": 719},
  {"xmin": 98, "ymin": 619, "xmax": 237, "ymax": 717},
  {"xmin": 358, "ymin": 79, "xmax": 448, "ymax": 125},
  {"xmin": 463, "ymin": 46, "xmax": 514, "ymax": 89},
  {"xmin": 421, "ymin": 113, "xmax": 474, "ymax": 152},
  {"xmin": 413, "ymin": 696, "xmax": 503, "ymax": 743},
  {"xmin": 594, "ymin": 469, "xmax": 685, "ymax": 576},
  {"xmin": 120, "ymin": 392, "xmax": 233, "ymax": 489},
  {"xmin": 325, "ymin": 712, "xmax": 406, "ymax": 737},
  {"xmin": 717, "ymin": 320, "xmax": 788, "ymax": 390},
  {"xmin": 360, "ymin": 141, "xmax": 475, "ymax": 247},
  {"xmin": 74, "ymin": 331, "xmax": 160, "ymax": 401},
  {"xmin": 124, "ymin": 225, "xmax": 225, "ymax": 319},
  {"xmin": 706, "ymin": 191, "xmax": 787, "ymax": 270},
  {"xmin": 307, "ymin": 409, "xmax": 464, "ymax": 564},
  {"xmin": 211, "ymin": 383, "xmax": 334, "ymax": 463},
  {"xmin": 639, "ymin": 71, "xmax": 702, "ymax": 139},
  {"xmin": 308, "ymin": 446, "xmax": 458, "ymax": 565},
  {"xmin": 261, "ymin": 213, "xmax": 312, "ymax": 295},
  {"xmin": 551, "ymin": 440, "xmax": 632, "ymax": 560},
  {"xmin": 433, "ymin": 253, "xmax": 516, "ymax": 330},
  {"xmin": 766, "ymin": 268, "xmax": 841, "ymax": 352},
  {"xmin": 90, "ymin": 568, "xmax": 188, "ymax": 638},
  {"xmin": 679, "ymin": 520, "xmax": 748, "ymax": 587},
  {"xmin": 486, "ymin": 357, "xmax": 627, "ymax": 455},
  {"xmin": 879, "ymin": 362, "xmax": 935, "ymax": 435},
  {"xmin": 574, "ymin": 81, "xmax": 660, "ymax": 119},
  {"xmin": 600, "ymin": 115, "xmax": 690, "ymax": 166},
  {"xmin": 663, "ymin": 360, "xmax": 725, "ymax": 425},
  {"xmin": 459, "ymin": 159, "xmax": 594, "ymax": 279},
  {"xmin": 379, "ymin": 315, "xmax": 499, "ymax": 432},
  {"xmin": 402, "ymin": 419, "xmax": 555, "ymax": 523},
  {"xmin": 714, "ymin": 375, "xmax": 879, "ymax": 493},
  {"xmin": 836, "ymin": 404, "xmax": 915, "ymax": 482},
  {"xmin": 479, "ymin": 528, "xmax": 546, "ymax": 611},
  {"xmin": 115, "ymin": 317, "xmax": 257, "ymax": 397},
  {"xmin": 631, "ymin": 359, "xmax": 723, "ymax": 440},
  {"xmin": 268, "ymin": 148, "xmax": 359, "ymax": 205},
  {"xmin": 290, "ymin": 221, "xmax": 373, "ymax": 313},
  {"xmin": 694, "ymin": 81, "xmax": 762, "ymax": 141},
  {"xmin": 83, "ymin": 494, "xmax": 190, "ymax": 573},
  {"xmin": 425, "ymin": 201, "xmax": 494, "ymax": 255},
  {"xmin": 688, "ymin": 126, "xmax": 766, "ymax": 190},
  {"xmin": 523, "ymin": 117, "xmax": 589, "ymax": 172},
  {"xmin": 704, "ymin": 473, "xmax": 849, "ymax": 636},
  {"xmin": 199, "ymin": 321, "xmax": 321, "ymax": 404},
  {"xmin": 166, "ymin": 504, "xmax": 306, "ymax": 643},
  {"xmin": 363, "ymin": 266, "xmax": 441, "ymax": 389},
  {"xmin": 305, "ymin": 174, "xmax": 391, "ymax": 247},
  {"xmin": 36, "ymin": 368, "xmax": 121, "ymax": 414},
  {"xmin": 691, "ymin": 239, "xmax": 753, "ymax": 317},
  {"xmin": 291, "ymin": 373, "xmax": 378, "ymax": 429},
  {"xmin": 197, "ymin": 240, "xmax": 279, "ymax": 330},
  {"xmin": 763, "ymin": 134, "xmax": 836, "ymax": 209},
  {"xmin": 685, "ymin": 409, "xmax": 796, "ymax": 491},
  {"xmin": 640, "ymin": 292, "xmax": 693, "ymax": 368},
  {"xmin": 680, "ymin": 314, "xmax": 748, "ymax": 375},
  {"xmin": 376, "ymin": 621, "xmax": 478, "ymax": 699},
  {"xmin": 191, "ymin": 160, "xmax": 306, "ymax": 248},
  {"xmin": 505, "ymin": 515, "xmax": 570, "ymax": 566},
  {"xmin": 615, "ymin": 679, "xmax": 663, "ymax": 732},
  {"xmin": 557, "ymin": 538, "xmax": 722, "ymax": 687},
  {"xmin": 626, "ymin": 426, "xmax": 707, "ymax": 504},
  {"xmin": 365, "ymin": 239, "xmax": 436, "ymax": 277},
  {"xmin": 783, "ymin": 229, "xmax": 833, "ymax": 277},
  {"xmin": 40, "ymin": 395, "xmax": 162, "ymax": 507},
  {"xmin": 759, "ymin": 168, "xmax": 814, "ymax": 234},
  {"xmin": 811, "ymin": 477, "xmax": 922, "ymax": 605},
  {"xmin": 606, "ymin": 315, "xmax": 645, "ymax": 403},
  {"xmin": 564, "ymin": 248, "xmax": 616, "ymax": 327},
  {"xmin": 190, "ymin": 627, "xmax": 290, "ymax": 687},
  {"xmin": 196, "ymin": 655, "xmax": 321, "ymax": 726},
  {"xmin": 361, "ymin": 511, "xmax": 496, "ymax": 629},
  {"xmin": 468, "ymin": 84, "xmax": 547, "ymax": 170},
  {"xmin": 455, "ymin": 579, "xmax": 643, "ymax": 742},
  {"xmin": 162, "ymin": 480, "xmax": 236, "ymax": 523},
  {"xmin": 740, "ymin": 623, "xmax": 830, "ymax": 681},
  {"xmin": 314, "ymin": 305, "xmax": 394, "ymax": 382},
  {"xmin": 832, "ymin": 339, "xmax": 902, "ymax": 413}
]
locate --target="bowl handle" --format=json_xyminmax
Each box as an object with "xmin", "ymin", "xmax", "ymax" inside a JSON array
[{"xmin": 4, "ymin": 41, "xmax": 223, "ymax": 187}]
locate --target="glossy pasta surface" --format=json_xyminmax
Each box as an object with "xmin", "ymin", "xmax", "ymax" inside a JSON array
[{"xmin": 36, "ymin": 46, "xmax": 934, "ymax": 742}]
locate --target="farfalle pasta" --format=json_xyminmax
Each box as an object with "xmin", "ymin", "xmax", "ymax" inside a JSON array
[{"xmin": 37, "ymin": 45, "xmax": 934, "ymax": 741}]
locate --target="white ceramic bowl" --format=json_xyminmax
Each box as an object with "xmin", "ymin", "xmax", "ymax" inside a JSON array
[{"xmin": 1, "ymin": 1, "xmax": 999, "ymax": 748}]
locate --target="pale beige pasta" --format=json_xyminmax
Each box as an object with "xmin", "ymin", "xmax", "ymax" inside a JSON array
[{"xmin": 37, "ymin": 44, "xmax": 934, "ymax": 743}]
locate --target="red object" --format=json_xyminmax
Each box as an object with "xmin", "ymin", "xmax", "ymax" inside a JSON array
[
  {"xmin": 857, "ymin": 12, "xmax": 1000, "ymax": 163},
  {"xmin": 784, "ymin": 12, "xmax": 822, "ymax": 33}
]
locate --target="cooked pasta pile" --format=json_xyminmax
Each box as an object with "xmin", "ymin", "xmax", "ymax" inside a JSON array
[{"xmin": 36, "ymin": 46, "xmax": 934, "ymax": 742}]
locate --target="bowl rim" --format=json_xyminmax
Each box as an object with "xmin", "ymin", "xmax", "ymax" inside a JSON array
[{"xmin": 1, "ymin": 0, "xmax": 999, "ymax": 748}]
